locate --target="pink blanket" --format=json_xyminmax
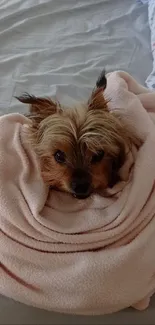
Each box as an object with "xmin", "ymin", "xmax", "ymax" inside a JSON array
[{"xmin": 1, "ymin": 71, "xmax": 155, "ymax": 315}]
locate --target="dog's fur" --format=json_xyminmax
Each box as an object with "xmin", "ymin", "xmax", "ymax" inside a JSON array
[{"xmin": 16, "ymin": 71, "xmax": 133, "ymax": 199}]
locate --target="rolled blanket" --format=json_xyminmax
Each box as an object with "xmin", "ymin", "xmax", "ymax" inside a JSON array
[{"xmin": 0, "ymin": 71, "xmax": 155, "ymax": 315}]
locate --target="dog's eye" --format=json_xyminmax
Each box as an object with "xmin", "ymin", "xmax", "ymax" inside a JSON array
[
  {"xmin": 91, "ymin": 150, "xmax": 105, "ymax": 164},
  {"xmin": 54, "ymin": 150, "xmax": 66, "ymax": 164}
]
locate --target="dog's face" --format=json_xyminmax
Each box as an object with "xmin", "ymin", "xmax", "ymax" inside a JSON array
[{"xmin": 17, "ymin": 72, "xmax": 130, "ymax": 199}]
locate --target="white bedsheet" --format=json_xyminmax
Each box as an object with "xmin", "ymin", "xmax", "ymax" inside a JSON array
[
  {"xmin": 144, "ymin": 0, "xmax": 155, "ymax": 89},
  {"xmin": 0, "ymin": 0, "xmax": 152, "ymax": 116}
]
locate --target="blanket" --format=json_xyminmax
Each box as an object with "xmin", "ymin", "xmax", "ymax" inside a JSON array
[{"xmin": 1, "ymin": 71, "xmax": 155, "ymax": 315}]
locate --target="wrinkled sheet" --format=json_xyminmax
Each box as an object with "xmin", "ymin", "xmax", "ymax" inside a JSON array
[
  {"xmin": 0, "ymin": 0, "xmax": 152, "ymax": 116},
  {"xmin": 140, "ymin": 0, "xmax": 155, "ymax": 88}
]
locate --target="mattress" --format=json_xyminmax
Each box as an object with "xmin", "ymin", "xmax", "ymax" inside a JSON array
[{"xmin": 0, "ymin": 0, "xmax": 154, "ymax": 324}]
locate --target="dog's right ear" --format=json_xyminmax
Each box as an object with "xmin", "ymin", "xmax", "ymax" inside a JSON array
[
  {"xmin": 88, "ymin": 70, "xmax": 108, "ymax": 112},
  {"xmin": 96, "ymin": 69, "xmax": 107, "ymax": 89},
  {"xmin": 15, "ymin": 93, "xmax": 60, "ymax": 121}
]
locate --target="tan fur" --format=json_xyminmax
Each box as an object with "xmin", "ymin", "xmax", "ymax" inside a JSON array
[{"xmin": 17, "ymin": 89, "xmax": 133, "ymax": 198}]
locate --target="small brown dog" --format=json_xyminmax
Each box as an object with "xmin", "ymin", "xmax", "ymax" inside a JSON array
[{"xmin": 17, "ymin": 71, "xmax": 132, "ymax": 199}]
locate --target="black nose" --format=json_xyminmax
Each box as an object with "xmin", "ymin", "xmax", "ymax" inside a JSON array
[{"xmin": 71, "ymin": 169, "xmax": 91, "ymax": 199}]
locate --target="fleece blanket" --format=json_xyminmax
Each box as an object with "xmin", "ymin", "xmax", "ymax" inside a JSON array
[{"xmin": 1, "ymin": 71, "xmax": 155, "ymax": 315}]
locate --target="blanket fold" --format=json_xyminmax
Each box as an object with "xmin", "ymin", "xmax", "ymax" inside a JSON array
[{"xmin": 1, "ymin": 71, "xmax": 155, "ymax": 315}]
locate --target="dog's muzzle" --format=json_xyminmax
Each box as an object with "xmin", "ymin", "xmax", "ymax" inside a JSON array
[{"xmin": 71, "ymin": 169, "xmax": 92, "ymax": 199}]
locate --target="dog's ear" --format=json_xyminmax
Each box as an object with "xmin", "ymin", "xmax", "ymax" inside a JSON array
[
  {"xmin": 88, "ymin": 70, "xmax": 108, "ymax": 111},
  {"xmin": 96, "ymin": 69, "xmax": 107, "ymax": 89},
  {"xmin": 16, "ymin": 93, "xmax": 60, "ymax": 120}
]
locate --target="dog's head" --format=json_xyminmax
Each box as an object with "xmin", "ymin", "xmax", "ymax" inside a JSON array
[{"xmin": 17, "ymin": 71, "xmax": 131, "ymax": 199}]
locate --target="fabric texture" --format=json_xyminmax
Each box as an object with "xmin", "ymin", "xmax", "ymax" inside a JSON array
[
  {"xmin": 140, "ymin": 0, "xmax": 155, "ymax": 88},
  {"xmin": 0, "ymin": 71, "xmax": 155, "ymax": 315},
  {"xmin": 0, "ymin": 0, "xmax": 151, "ymax": 115}
]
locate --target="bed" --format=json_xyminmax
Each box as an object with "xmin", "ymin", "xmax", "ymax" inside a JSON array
[{"xmin": 0, "ymin": 0, "xmax": 155, "ymax": 324}]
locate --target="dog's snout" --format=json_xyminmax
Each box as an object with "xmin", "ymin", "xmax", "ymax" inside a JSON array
[
  {"xmin": 71, "ymin": 169, "xmax": 91, "ymax": 199},
  {"xmin": 72, "ymin": 180, "xmax": 90, "ymax": 194}
]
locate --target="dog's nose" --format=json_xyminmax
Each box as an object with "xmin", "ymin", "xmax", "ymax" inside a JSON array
[{"xmin": 71, "ymin": 169, "xmax": 91, "ymax": 199}]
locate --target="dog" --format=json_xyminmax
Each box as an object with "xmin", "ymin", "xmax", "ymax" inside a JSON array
[{"xmin": 16, "ymin": 71, "xmax": 133, "ymax": 199}]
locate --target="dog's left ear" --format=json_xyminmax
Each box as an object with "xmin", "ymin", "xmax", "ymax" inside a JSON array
[
  {"xmin": 88, "ymin": 70, "xmax": 108, "ymax": 111},
  {"xmin": 16, "ymin": 93, "xmax": 60, "ymax": 119}
]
